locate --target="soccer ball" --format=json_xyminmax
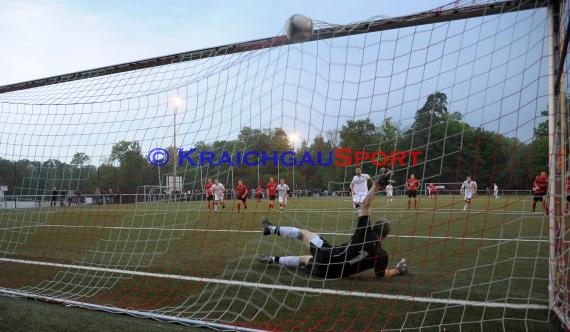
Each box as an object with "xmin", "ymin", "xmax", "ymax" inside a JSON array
[{"xmin": 284, "ymin": 14, "xmax": 313, "ymax": 42}]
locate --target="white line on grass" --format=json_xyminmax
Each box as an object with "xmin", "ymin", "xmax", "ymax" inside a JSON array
[
  {"xmin": 0, "ymin": 223, "xmax": 548, "ymax": 242},
  {"xmin": 0, "ymin": 257, "xmax": 549, "ymax": 310},
  {"xmin": 0, "ymin": 207, "xmax": 543, "ymax": 215}
]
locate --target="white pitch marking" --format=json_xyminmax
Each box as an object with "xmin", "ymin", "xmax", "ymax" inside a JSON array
[
  {"xmin": 0, "ymin": 257, "xmax": 549, "ymax": 310},
  {"xmin": 0, "ymin": 223, "xmax": 547, "ymax": 242}
]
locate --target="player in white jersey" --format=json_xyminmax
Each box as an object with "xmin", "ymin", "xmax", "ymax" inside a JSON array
[
  {"xmin": 212, "ymin": 179, "xmax": 226, "ymax": 212},
  {"xmin": 350, "ymin": 168, "xmax": 372, "ymax": 209},
  {"xmin": 385, "ymin": 183, "xmax": 394, "ymax": 202},
  {"xmin": 493, "ymin": 182, "xmax": 499, "ymax": 199},
  {"xmin": 276, "ymin": 179, "xmax": 290, "ymax": 211},
  {"xmin": 460, "ymin": 176, "xmax": 477, "ymax": 211}
]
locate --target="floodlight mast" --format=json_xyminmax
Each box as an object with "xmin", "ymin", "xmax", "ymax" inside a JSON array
[{"xmin": 171, "ymin": 97, "xmax": 182, "ymax": 194}]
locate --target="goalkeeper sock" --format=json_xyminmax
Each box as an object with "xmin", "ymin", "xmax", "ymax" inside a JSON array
[
  {"xmin": 276, "ymin": 226, "xmax": 300, "ymax": 239},
  {"xmin": 275, "ymin": 256, "xmax": 301, "ymax": 268}
]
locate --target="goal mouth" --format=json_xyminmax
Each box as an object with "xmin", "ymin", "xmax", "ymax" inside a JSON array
[{"xmin": 0, "ymin": 1, "xmax": 568, "ymax": 331}]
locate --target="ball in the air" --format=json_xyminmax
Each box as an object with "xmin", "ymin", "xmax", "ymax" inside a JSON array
[{"xmin": 284, "ymin": 14, "xmax": 313, "ymax": 41}]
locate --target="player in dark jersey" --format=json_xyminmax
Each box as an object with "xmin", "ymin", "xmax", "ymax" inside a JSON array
[
  {"xmin": 257, "ymin": 168, "xmax": 408, "ymax": 279},
  {"xmin": 50, "ymin": 188, "xmax": 58, "ymax": 207}
]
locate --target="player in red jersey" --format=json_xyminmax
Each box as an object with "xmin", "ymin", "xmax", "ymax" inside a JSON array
[
  {"xmin": 428, "ymin": 183, "xmax": 437, "ymax": 200},
  {"xmin": 204, "ymin": 178, "xmax": 214, "ymax": 211},
  {"xmin": 234, "ymin": 180, "xmax": 248, "ymax": 213},
  {"xmin": 266, "ymin": 177, "xmax": 277, "ymax": 211},
  {"xmin": 406, "ymin": 174, "xmax": 421, "ymax": 209},
  {"xmin": 532, "ymin": 171, "xmax": 548, "ymax": 214},
  {"xmin": 255, "ymin": 185, "xmax": 263, "ymax": 203}
]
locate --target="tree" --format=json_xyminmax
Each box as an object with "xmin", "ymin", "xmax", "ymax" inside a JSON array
[
  {"xmin": 42, "ymin": 159, "xmax": 64, "ymax": 190},
  {"xmin": 237, "ymin": 127, "xmax": 267, "ymax": 147},
  {"xmin": 530, "ymin": 111, "xmax": 549, "ymax": 173},
  {"xmin": 110, "ymin": 140, "xmax": 142, "ymax": 165},
  {"xmin": 298, "ymin": 139, "xmax": 309, "ymax": 153},
  {"xmin": 96, "ymin": 160, "xmax": 116, "ymax": 195},
  {"xmin": 109, "ymin": 140, "xmax": 145, "ymax": 199},
  {"xmin": 43, "ymin": 158, "xmax": 63, "ymax": 169},
  {"xmin": 338, "ymin": 119, "xmax": 381, "ymax": 176},
  {"xmin": 498, "ymin": 137, "xmax": 528, "ymax": 189},
  {"xmin": 0, "ymin": 158, "xmax": 14, "ymax": 193},
  {"xmin": 326, "ymin": 129, "xmax": 340, "ymax": 149},
  {"xmin": 339, "ymin": 119, "xmax": 380, "ymax": 151},
  {"xmin": 70, "ymin": 153, "xmax": 91, "ymax": 191},
  {"xmin": 70, "ymin": 153, "xmax": 90, "ymax": 167},
  {"xmin": 444, "ymin": 111, "xmax": 463, "ymax": 122},
  {"xmin": 304, "ymin": 134, "xmax": 336, "ymax": 189},
  {"xmin": 412, "ymin": 92, "xmax": 448, "ymax": 130},
  {"xmin": 378, "ymin": 117, "xmax": 399, "ymax": 151},
  {"xmin": 271, "ymin": 128, "xmax": 290, "ymax": 152},
  {"xmin": 398, "ymin": 92, "xmax": 451, "ymax": 180}
]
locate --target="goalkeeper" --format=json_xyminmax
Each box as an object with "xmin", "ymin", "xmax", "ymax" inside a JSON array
[{"xmin": 257, "ymin": 168, "xmax": 408, "ymax": 279}]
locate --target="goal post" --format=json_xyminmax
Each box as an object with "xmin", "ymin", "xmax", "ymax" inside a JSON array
[
  {"xmin": 136, "ymin": 185, "xmax": 171, "ymax": 203},
  {"xmin": 546, "ymin": 0, "xmax": 568, "ymax": 327},
  {"xmin": 423, "ymin": 182, "xmax": 464, "ymax": 195},
  {"xmin": 0, "ymin": 1, "xmax": 568, "ymax": 331}
]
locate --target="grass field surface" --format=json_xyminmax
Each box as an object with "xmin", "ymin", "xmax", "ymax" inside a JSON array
[{"xmin": 0, "ymin": 194, "xmax": 559, "ymax": 331}]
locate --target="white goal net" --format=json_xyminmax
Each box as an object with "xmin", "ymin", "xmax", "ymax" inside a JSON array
[{"xmin": 0, "ymin": 1, "xmax": 568, "ymax": 331}]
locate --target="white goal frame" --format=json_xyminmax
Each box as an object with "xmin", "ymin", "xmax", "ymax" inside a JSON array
[{"xmin": 136, "ymin": 185, "xmax": 171, "ymax": 203}]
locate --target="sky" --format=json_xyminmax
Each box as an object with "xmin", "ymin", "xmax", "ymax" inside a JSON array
[
  {"xmin": 0, "ymin": 0, "xmax": 455, "ymax": 86},
  {"xmin": 0, "ymin": 1, "xmax": 550, "ymax": 168}
]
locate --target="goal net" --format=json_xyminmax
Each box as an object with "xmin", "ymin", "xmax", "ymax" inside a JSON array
[{"xmin": 0, "ymin": 0, "xmax": 568, "ymax": 331}]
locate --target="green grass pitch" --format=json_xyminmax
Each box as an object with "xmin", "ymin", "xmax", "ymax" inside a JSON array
[{"xmin": 0, "ymin": 194, "xmax": 559, "ymax": 331}]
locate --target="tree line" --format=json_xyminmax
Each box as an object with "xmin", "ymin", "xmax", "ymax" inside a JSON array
[{"xmin": 0, "ymin": 92, "xmax": 552, "ymax": 201}]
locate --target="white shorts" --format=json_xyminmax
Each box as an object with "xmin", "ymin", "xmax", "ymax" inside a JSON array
[
  {"xmin": 279, "ymin": 195, "xmax": 288, "ymax": 204},
  {"xmin": 464, "ymin": 192, "xmax": 473, "ymax": 200},
  {"xmin": 353, "ymin": 193, "xmax": 367, "ymax": 204},
  {"xmin": 215, "ymin": 193, "xmax": 224, "ymax": 201}
]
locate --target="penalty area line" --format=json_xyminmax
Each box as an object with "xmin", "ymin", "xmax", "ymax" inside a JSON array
[
  {"xmin": 0, "ymin": 223, "xmax": 548, "ymax": 242},
  {"xmin": 0, "ymin": 257, "xmax": 548, "ymax": 310}
]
